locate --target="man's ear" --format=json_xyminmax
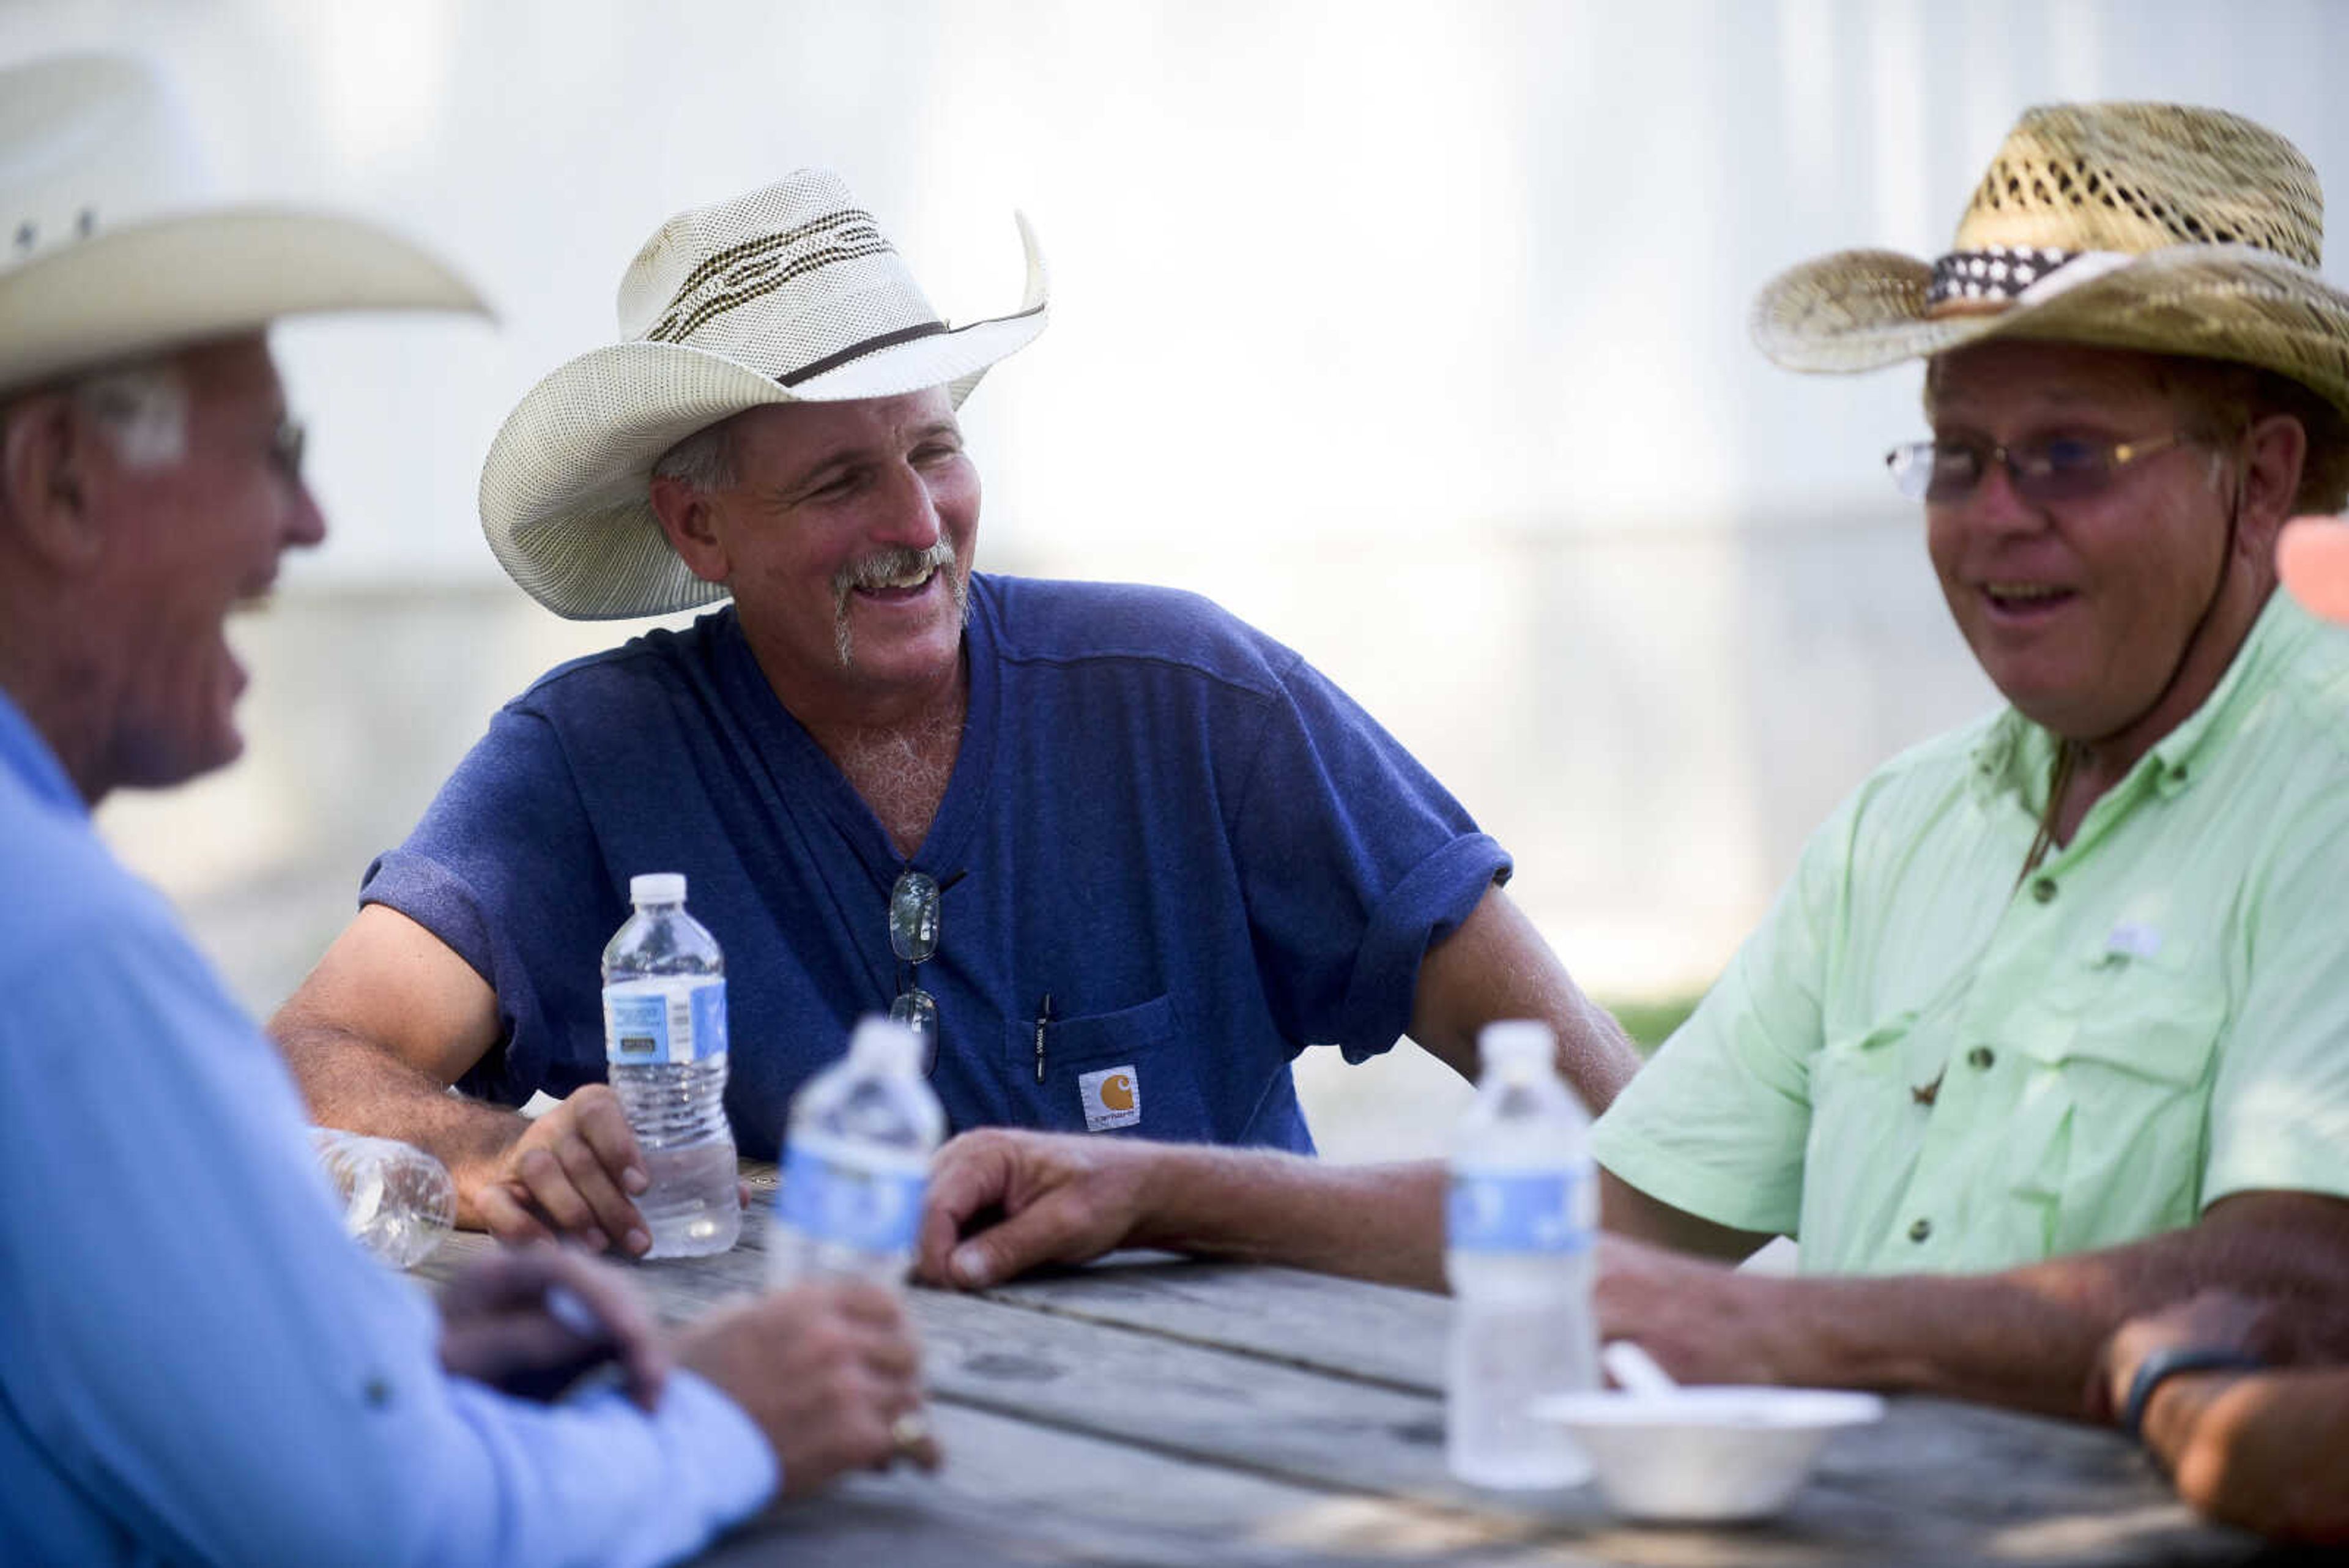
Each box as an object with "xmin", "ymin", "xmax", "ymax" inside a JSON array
[
  {"xmin": 2235, "ymin": 412, "xmax": 2310, "ymax": 564},
  {"xmin": 0, "ymin": 393, "xmax": 104, "ymax": 572},
  {"xmin": 648, "ymin": 475, "xmax": 732, "ymax": 585}
]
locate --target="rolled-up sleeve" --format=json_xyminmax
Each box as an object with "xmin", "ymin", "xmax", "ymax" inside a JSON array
[
  {"xmin": 1229, "ymin": 650, "xmax": 1510, "ymax": 1063},
  {"xmin": 360, "ymin": 704, "xmax": 617, "ymax": 1105}
]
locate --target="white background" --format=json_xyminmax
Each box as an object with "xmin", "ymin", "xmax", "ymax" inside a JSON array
[{"xmin": 6, "ymin": 0, "xmax": 2345, "ymax": 1152}]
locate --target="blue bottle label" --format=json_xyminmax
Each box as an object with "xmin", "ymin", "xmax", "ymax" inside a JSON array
[
  {"xmin": 1447, "ymin": 1167, "xmax": 1590, "ymax": 1254},
  {"xmin": 778, "ymin": 1134, "xmax": 929, "ymax": 1255},
  {"xmin": 603, "ymin": 976, "xmax": 727, "ymax": 1065}
]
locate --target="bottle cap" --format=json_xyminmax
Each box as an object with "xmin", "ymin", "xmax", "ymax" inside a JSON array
[
  {"xmin": 629, "ymin": 872, "xmax": 687, "ymax": 906},
  {"xmin": 1479, "ymin": 1019, "xmax": 1556, "ymax": 1065},
  {"xmin": 848, "ymin": 1015, "xmax": 925, "ymax": 1072}
]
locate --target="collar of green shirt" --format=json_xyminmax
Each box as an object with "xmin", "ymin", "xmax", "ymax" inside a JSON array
[{"xmin": 1966, "ymin": 589, "xmax": 2318, "ymax": 816}]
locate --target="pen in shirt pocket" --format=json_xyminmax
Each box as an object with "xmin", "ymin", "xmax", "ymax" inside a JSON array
[{"xmin": 1034, "ymin": 992, "xmax": 1053, "ymax": 1083}]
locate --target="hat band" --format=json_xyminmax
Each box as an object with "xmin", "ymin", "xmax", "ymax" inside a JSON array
[
  {"xmin": 771, "ymin": 294, "xmax": 1049, "ymax": 388},
  {"xmin": 777, "ymin": 319, "xmax": 948, "ymax": 387},
  {"xmin": 1928, "ymin": 245, "xmax": 2085, "ymax": 310}
]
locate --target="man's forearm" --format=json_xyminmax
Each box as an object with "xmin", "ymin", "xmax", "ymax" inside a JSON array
[
  {"xmin": 1724, "ymin": 1266, "xmax": 2115, "ymax": 1417},
  {"xmin": 1407, "ymin": 884, "xmax": 1644, "ymax": 1113},
  {"xmin": 1129, "ymin": 1147, "xmax": 1451, "ymax": 1292},
  {"xmin": 1606, "ymin": 1194, "xmax": 2349, "ymax": 1419},
  {"xmin": 276, "ymin": 1025, "xmax": 531, "ymax": 1228}
]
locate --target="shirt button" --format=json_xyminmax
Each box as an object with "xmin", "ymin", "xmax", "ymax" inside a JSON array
[
  {"xmin": 2031, "ymin": 877, "xmax": 2058, "ymax": 904},
  {"xmin": 1967, "ymin": 1046, "xmax": 1995, "ymax": 1071},
  {"xmin": 1908, "ymin": 1217, "xmax": 1933, "ymax": 1244}
]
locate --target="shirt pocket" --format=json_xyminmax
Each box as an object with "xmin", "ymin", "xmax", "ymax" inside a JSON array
[
  {"xmin": 1801, "ymin": 1011, "xmax": 1930, "ymax": 1267},
  {"xmin": 2006, "ymin": 945, "xmax": 2225, "ymax": 1255},
  {"xmin": 1000, "ymin": 993, "xmax": 1197, "ymax": 1137}
]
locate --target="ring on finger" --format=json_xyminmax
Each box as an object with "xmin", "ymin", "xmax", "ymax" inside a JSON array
[{"xmin": 889, "ymin": 1410, "xmax": 931, "ymax": 1462}]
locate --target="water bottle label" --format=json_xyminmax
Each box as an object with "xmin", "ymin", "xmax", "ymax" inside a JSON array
[
  {"xmin": 778, "ymin": 1132, "xmax": 929, "ymax": 1255},
  {"xmin": 603, "ymin": 976, "xmax": 728, "ymax": 1065},
  {"xmin": 1447, "ymin": 1167, "xmax": 1591, "ymax": 1255}
]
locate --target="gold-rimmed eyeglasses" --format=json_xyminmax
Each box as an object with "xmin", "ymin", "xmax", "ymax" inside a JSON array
[{"xmin": 1886, "ymin": 431, "xmax": 2186, "ymax": 505}]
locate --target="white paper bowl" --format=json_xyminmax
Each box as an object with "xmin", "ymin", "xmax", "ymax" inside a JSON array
[{"xmin": 1531, "ymin": 1387, "xmax": 1885, "ymax": 1523}]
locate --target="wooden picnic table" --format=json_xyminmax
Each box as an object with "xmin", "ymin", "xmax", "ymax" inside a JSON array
[{"xmin": 417, "ymin": 1162, "xmax": 2273, "ymax": 1567}]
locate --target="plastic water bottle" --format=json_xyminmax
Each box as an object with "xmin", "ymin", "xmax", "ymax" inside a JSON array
[
  {"xmin": 1445, "ymin": 1019, "xmax": 1597, "ymax": 1488},
  {"xmin": 602, "ymin": 872, "xmax": 740, "ymax": 1257},
  {"xmin": 770, "ymin": 1017, "xmax": 945, "ymax": 1287},
  {"xmin": 310, "ymin": 1128, "xmax": 455, "ymax": 1270}
]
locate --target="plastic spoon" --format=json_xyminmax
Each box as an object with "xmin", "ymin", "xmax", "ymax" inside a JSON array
[{"xmin": 1601, "ymin": 1340, "xmax": 1680, "ymax": 1397}]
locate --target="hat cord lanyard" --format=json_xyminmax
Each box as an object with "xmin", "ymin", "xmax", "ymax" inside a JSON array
[
  {"xmin": 2010, "ymin": 461, "xmax": 2246, "ymax": 897},
  {"xmin": 2013, "ymin": 742, "xmax": 2077, "ymax": 891}
]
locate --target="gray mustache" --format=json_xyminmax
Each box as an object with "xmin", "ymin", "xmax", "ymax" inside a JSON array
[{"xmin": 833, "ymin": 540, "xmax": 957, "ymax": 602}]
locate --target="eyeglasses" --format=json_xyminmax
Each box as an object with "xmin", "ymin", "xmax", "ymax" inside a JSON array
[
  {"xmin": 888, "ymin": 869, "xmax": 942, "ymax": 1075},
  {"xmin": 1885, "ymin": 431, "xmax": 2186, "ymax": 505}
]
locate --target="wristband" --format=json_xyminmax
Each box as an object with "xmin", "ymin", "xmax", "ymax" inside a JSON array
[{"xmin": 2120, "ymin": 1345, "xmax": 2265, "ymax": 1442}]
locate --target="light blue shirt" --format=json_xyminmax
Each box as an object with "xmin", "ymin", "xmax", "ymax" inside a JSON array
[{"xmin": 0, "ymin": 689, "xmax": 775, "ymax": 1566}]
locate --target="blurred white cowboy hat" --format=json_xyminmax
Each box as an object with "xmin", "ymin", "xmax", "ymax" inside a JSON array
[
  {"xmin": 0, "ymin": 51, "xmax": 484, "ymax": 395},
  {"xmin": 1752, "ymin": 102, "xmax": 2349, "ymax": 420},
  {"xmin": 480, "ymin": 168, "xmax": 1048, "ymax": 620}
]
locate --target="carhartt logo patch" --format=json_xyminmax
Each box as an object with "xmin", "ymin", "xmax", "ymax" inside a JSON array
[{"xmin": 1078, "ymin": 1065, "xmax": 1141, "ymax": 1132}]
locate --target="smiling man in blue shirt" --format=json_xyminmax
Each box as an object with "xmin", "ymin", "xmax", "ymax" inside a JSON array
[
  {"xmin": 0, "ymin": 54, "xmax": 931, "ymax": 1566},
  {"xmin": 270, "ymin": 171, "xmax": 1642, "ymax": 1258}
]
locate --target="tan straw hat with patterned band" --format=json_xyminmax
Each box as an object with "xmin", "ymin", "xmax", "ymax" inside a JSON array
[
  {"xmin": 0, "ymin": 52, "xmax": 484, "ymax": 396},
  {"xmin": 1753, "ymin": 102, "xmax": 2349, "ymax": 420},
  {"xmin": 480, "ymin": 169, "xmax": 1047, "ymax": 620}
]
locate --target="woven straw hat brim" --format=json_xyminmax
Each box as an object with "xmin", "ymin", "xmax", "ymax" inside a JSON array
[
  {"xmin": 480, "ymin": 304, "xmax": 1044, "ymax": 620},
  {"xmin": 1753, "ymin": 242, "xmax": 2349, "ymax": 420},
  {"xmin": 0, "ymin": 205, "xmax": 486, "ymax": 394}
]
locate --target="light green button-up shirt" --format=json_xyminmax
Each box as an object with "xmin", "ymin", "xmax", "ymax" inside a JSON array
[{"xmin": 1592, "ymin": 593, "xmax": 2349, "ymax": 1275}]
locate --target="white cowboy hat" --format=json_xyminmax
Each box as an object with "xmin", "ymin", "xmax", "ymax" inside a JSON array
[
  {"xmin": 479, "ymin": 168, "xmax": 1048, "ymax": 620},
  {"xmin": 1752, "ymin": 102, "xmax": 2349, "ymax": 421},
  {"xmin": 0, "ymin": 51, "xmax": 485, "ymax": 395}
]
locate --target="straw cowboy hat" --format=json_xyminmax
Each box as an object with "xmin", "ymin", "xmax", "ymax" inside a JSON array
[
  {"xmin": 0, "ymin": 52, "xmax": 484, "ymax": 395},
  {"xmin": 480, "ymin": 170, "xmax": 1049, "ymax": 620},
  {"xmin": 1753, "ymin": 102, "xmax": 2349, "ymax": 420}
]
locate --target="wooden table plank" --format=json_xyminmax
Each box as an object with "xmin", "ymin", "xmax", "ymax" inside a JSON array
[
  {"xmin": 409, "ymin": 1179, "xmax": 2263, "ymax": 1567},
  {"xmin": 694, "ymin": 1402, "xmax": 1608, "ymax": 1568},
  {"xmin": 909, "ymin": 1277, "xmax": 2257, "ymax": 1565},
  {"xmin": 978, "ymin": 1249, "xmax": 1451, "ymax": 1392}
]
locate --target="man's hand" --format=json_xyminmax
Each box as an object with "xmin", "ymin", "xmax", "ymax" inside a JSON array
[
  {"xmin": 1594, "ymin": 1233, "xmax": 1795, "ymax": 1384},
  {"xmin": 469, "ymin": 1085, "xmax": 653, "ymax": 1255},
  {"xmin": 676, "ymin": 1282, "xmax": 938, "ymax": 1496},
  {"xmin": 437, "ymin": 1242, "xmax": 666, "ymax": 1410},
  {"xmin": 915, "ymin": 1128, "xmax": 1157, "ymax": 1290}
]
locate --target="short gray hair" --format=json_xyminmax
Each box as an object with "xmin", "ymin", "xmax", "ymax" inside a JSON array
[
  {"xmin": 651, "ymin": 418, "xmax": 736, "ymax": 492},
  {"xmin": 72, "ymin": 357, "xmax": 188, "ymax": 469}
]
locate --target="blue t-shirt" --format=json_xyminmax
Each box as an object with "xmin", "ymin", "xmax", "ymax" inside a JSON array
[{"xmin": 363, "ymin": 575, "xmax": 1508, "ymax": 1157}]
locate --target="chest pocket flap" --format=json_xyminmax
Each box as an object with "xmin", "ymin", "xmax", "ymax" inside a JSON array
[{"xmin": 2003, "ymin": 937, "xmax": 2227, "ymax": 1255}]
